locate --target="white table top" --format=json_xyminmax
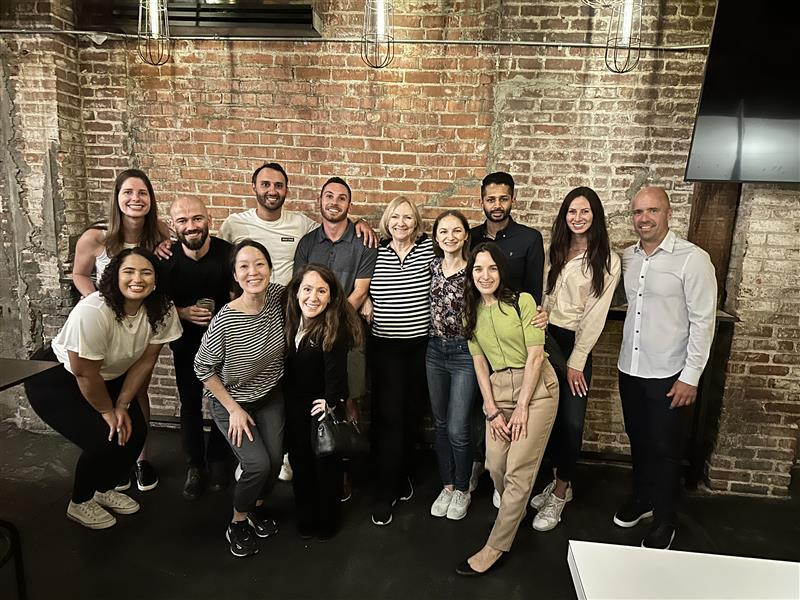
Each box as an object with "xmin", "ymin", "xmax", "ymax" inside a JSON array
[{"xmin": 568, "ymin": 540, "xmax": 800, "ymax": 600}]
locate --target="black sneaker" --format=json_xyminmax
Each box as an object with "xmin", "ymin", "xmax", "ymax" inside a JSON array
[
  {"xmin": 226, "ymin": 520, "xmax": 259, "ymax": 558},
  {"xmin": 114, "ymin": 472, "xmax": 131, "ymax": 492},
  {"xmin": 641, "ymin": 522, "xmax": 676, "ymax": 549},
  {"xmin": 612, "ymin": 497, "xmax": 654, "ymax": 528},
  {"xmin": 397, "ymin": 477, "xmax": 414, "ymax": 502},
  {"xmin": 247, "ymin": 505, "xmax": 279, "ymax": 538},
  {"xmin": 208, "ymin": 461, "xmax": 230, "ymax": 493},
  {"xmin": 182, "ymin": 466, "xmax": 204, "ymax": 501},
  {"xmin": 371, "ymin": 499, "xmax": 396, "ymax": 526},
  {"xmin": 135, "ymin": 460, "xmax": 159, "ymax": 492}
]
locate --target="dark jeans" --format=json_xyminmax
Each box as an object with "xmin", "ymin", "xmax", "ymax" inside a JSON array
[
  {"xmin": 545, "ymin": 324, "xmax": 592, "ymax": 483},
  {"xmin": 368, "ymin": 334, "xmax": 428, "ymax": 508},
  {"xmin": 286, "ymin": 395, "xmax": 342, "ymax": 535},
  {"xmin": 24, "ymin": 357, "xmax": 147, "ymax": 504},
  {"xmin": 210, "ymin": 387, "xmax": 284, "ymax": 514},
  {"xmin": 425, "ymin": 336, "xmax": 477, "ymax": 492},
  {"xmin": 618, "ymin": 370, "xmax": 686, "ymax": 526},
  {"xmin": 171, "ymin": 335, "xmax": 229, "ymax": 468}
]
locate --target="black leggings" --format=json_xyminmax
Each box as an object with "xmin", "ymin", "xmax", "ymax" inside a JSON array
[{"xmin": 24, "ymin": 350, "xmax": 147, "ymax": 503}]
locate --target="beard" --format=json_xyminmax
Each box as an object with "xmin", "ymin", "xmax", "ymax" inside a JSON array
[
  {"xmin": 322, "ymin": 206, "xmax": 349, "ymax": 223},
  {"xmin": 483, "ymin": 207, "xmax": 510, "ymax": 223},
  {"xmin": 256, "ymin": 190, "xmax": 286, "ymax": 212},
  {"xmin": 177, "ymin": 226, "xmax": 209, "ymax": 250}
]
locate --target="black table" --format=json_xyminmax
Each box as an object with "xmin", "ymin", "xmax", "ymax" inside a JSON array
[{"xmin": 0, "ymin": 358, "xmax": 59, "ymax": 393}]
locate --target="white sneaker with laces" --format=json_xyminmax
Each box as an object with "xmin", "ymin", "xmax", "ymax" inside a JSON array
[
  {"xmin": 446, "ymin": 490, "xmax": 471, "ymax": 521},
  {"xmin": 533, "ymin": 493, "xmax": 567, "ymax": 531},
  {"xmin": 530, "ymin": 480, "xmax": 573, "ymax": 510},
  {"xmin": 468, "ymin": 461, "xmax": 485, "ymax": 493},
  {"xmin": 278, "ymin": 453, "xmax": 293, "ymax": 481},
  {"xmin": 93, "ymin": 490, "xmax": 140, "ymax": 515},
  {"xmin": 67, "ymin": 499, "xmax": 116, "ymax": 529},
  {"xmin": 492, "ymin": 488, "xmax": 501, "ymax": 509},
  {"xmin": 430, "ymin": 488, "xmax": 454, "ymax": 518}
]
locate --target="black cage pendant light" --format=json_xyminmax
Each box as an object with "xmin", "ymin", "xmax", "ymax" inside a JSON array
[
  {"xmin": 605, "ymin": 0, "xmax": 642, "ymax": 73},
  {"xmin": 361, "ymin": 0, "xmax": 394, "ymax": 68},
  {"xmin": 138, "ymin": 0, "xmax": 171, "ymax": 65}
]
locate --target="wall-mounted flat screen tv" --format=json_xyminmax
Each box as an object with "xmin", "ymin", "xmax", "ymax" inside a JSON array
[{"xmin": 685, "ymin": 1, "xmax": 800, "ymax": 183}]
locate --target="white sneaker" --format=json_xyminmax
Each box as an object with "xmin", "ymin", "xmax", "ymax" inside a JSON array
[
  {"xmin": 430, "ymin": 488, "xmax": 454, "ymax": 517},
  {"xmin": 278, "ymin": 453, "xmax": 293, "ymax": 481},
  {"xmin": 530, "ymin": 480, "xmax": 573, "ymax": 510},
  {"xmin": 492, "ymin": 489, "xmax": 501, "ymax": 509},
  {"xmin": 235, "ymin": 463, "xmax": 242, "ymax": 482},
  {"xmin": 533, "ymin": 493, "xmax": 567, "ymax": 531},
  {"xmin": 67, "ymin": 499, "xmax": 116, "ymax": 529},
  {"xmin": 447, "ymin": 490, "xmax": 471, "ymax": 521},
  {"xmin": 468, "ymin": 461, "xmax": 485, "ymax": 493},
  {"xmin": 93, "ymin": 490, "xmax": 140, "ymax": 515}
]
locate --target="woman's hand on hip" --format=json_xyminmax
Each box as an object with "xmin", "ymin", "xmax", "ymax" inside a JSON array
[
  {"xmin": 508, "ymin": 405, "xmax": 529, "ymax": 441},
  {"xmin": 228, "ymin": 405, "xmax": 255, "ymax": 448},
  {"xmin": 310, "ymin": 399, "xmax": 332, "ymax": 422}
]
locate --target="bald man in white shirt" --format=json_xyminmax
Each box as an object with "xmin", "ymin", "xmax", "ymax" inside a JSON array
[{"xmin": 613, "ymin": 187, "xmax": 717, "ymax": 550}]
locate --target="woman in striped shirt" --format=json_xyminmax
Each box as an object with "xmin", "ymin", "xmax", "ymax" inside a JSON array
[
  {"xmin": 194, "ymin": 240, "xmax": 286, "ymax": 558},
  {"xmin": 360, "ymin": 196, "xmax": 435, "ymax": 526}
]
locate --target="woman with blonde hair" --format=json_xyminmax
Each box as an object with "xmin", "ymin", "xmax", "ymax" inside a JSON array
[{"xmin": 360, "ymin": 196, "xmax": 435, "ymax": 526}]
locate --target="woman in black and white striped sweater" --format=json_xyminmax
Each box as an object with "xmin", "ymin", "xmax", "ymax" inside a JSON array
[
  {"xmin": 360, "ymin": 196, "xmax": 435, "ymax": 527},
  {"xmin": 194, "ymin": 240, "xmax": 286, "ymax": 558}
]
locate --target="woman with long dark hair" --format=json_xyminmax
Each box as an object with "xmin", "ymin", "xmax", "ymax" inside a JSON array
[
  {"xmin": 24, "ymin": 248, "xmax": 182, "ymax": 529},
  {"xmin": 194, "ymin": 240, "xmax": 286, "ymax": 558},
  {"xmin": 457, "ymin": 243, "xmax": 558, "ymax": 576},
  {"xmin": 283, "ymin": 264, "xmax": 363, "ymax": 540},
  {"xmin": 72, "ymin": 169, "xmax": 173, "ymax": 492},
  {"xmin": 529, "ymin": 186, "xmax": 620, "ymax": 532},
  {"xmin": 426, "ymin": 210, "xmax": 477, "ymax": 521}
]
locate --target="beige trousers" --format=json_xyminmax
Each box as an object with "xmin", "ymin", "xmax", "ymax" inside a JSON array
[{"xmin": 486, "ymin": 362, "xmax": 559, "ymax": 552}]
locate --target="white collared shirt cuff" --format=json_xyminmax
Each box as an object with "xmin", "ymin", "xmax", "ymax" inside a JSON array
[
  {"xmin": 566, "ymin": 350, "xmax": 588, "ymax": 372},
  {"xmin": 678, "ymin": 366, "xmax": 702, "ymax": 387}
]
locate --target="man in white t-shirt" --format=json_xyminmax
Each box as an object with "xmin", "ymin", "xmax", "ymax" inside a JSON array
[{"xmin": 219, "ymin": 162, "xmax": 377, "ymax": 286}]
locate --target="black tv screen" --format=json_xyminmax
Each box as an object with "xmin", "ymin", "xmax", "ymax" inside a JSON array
[{"xmin": 685, "ymin": 1, "xmax": 800, "ymax": 183}]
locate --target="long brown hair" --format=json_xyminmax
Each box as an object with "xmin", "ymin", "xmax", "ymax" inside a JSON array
[
  {"xmin": 463, "ymin": 243, "xmax": 518, "ymax": 340},
  {"xmin": 105, "ymin": 169, "xmax": 162, "ymax": 257},
  {"xmin": 547, "ymin": 186, "xmax": 612, "ymax": 299},
  {"xmin": 284, "ymin": 264, "xmax": 363, "ymax": 352}
]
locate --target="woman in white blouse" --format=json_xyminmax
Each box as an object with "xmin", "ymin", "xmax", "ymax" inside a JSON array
[
  {"xmin": 25, "ymin": 248, "xmax": 182, "ymax": 530},
  {"xmin": 530, "ymin": 187, "xmax": 621, "ymax": 532}
]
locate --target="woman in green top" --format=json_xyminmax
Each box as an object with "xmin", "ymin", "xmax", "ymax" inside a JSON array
[{"xmin": 456, "ymin": 242, "xmax": 559, "ymax": 576}]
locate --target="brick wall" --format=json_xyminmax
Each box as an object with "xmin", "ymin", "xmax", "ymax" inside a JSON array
[{"xmin": 2, "ymin": 0, "xmax": 798, "ymax": 494}]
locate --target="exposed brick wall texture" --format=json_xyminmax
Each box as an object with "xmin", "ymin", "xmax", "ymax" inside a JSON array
[{"xmin": 1, "ymin": 0, "xmax": 798, "ymax": 494}]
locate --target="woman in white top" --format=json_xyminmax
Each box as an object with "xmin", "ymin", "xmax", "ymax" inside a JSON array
[
  {"xmin": 530, "ymin": 186, "xmax": 621, "ymax": 532},
  {"xmin": 72, "ymin": 169, "xmax": 172, "ymax": 492},
  {"xmin": 24, "ymin": 248, "xmax": 182, "ymax": 530}
]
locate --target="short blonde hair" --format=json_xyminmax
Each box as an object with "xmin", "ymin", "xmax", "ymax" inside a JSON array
[{"xmin": 378, "ymin": 196, "xmax": 423, "ymax": 241}]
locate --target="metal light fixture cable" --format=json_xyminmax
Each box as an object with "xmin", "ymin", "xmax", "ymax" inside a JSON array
[
  {"xmin": 605, "ymin": 0, "xmax": 642, "ymax": 73},
  {"xmin": 138, "ymin": 0, "xmax": 170, "ymax": 66},
  {"xmin": 361, "ymin": 0, "xmax": 394, "ymax": 69}
]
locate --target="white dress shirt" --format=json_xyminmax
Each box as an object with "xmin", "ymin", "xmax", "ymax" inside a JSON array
[{"xmin": 618, "ymin": 230, "xmax": 717, "ymax": 386}]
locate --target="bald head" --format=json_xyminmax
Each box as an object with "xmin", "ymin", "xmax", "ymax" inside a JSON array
[
  {"xmin": 631, "ymin": 186, "xmax": 672, "ymax": 250},
  {"xmin": 170, "ymin": 197, "xmax": 210, "ymax": 252},
  {"xmin": 633, "ymin": 186, "xmax": 670, "ymax": 211}
]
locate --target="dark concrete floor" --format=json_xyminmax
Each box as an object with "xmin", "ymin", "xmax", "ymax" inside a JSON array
[{"xmin": 1, "ymin": 422, "xmax": 799, "ymax": 600}]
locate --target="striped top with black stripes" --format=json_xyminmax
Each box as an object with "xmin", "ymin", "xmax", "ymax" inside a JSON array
[
  {"xmin": 194, "ymin": 282, "xmax": 286, "ymax": 404},
  {"xmin": 370, "ymin": 235, "xmax": 435, "ymax": 339}
]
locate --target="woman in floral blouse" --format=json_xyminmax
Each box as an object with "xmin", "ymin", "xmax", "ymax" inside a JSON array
[{"xmin": 425, "ymin": 210, "xmax": 477, "ymax": 521}]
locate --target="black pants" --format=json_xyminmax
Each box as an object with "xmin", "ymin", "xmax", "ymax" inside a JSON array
[
  {"xmin": 24, "ymin": 356, "xmax": 146, "ymax": 504},
  {"xmin": 171, "ymin": 336, "xmax": 229, "ymax": 468},
  {"xmin": 618, "ymin": 370, "xmax": 687, "ymax": 526},
  {"xmin": 285, "ymin": 396, "xmax": 342, "ymax": 535},
  {"xmin": 368, "ymin": 334, "xmax": 428, "ymax": 508},
  {"xmin": 546, "ymin": 324, "xmax": 592, "ymax": 483}
]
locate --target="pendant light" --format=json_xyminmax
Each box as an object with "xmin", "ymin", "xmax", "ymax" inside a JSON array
[
  {"xmin": 138, "ymin": 0, "xmax": 170, "ymax": 66},
  {"xmin": 361, "ymin": 0, "xmax": 394, "ymax": 69},
  {"xmin": 581, "ymin": 0, "xmax": 622, "ymax": 8},
  {"xmin": 605, "ymin": 0, "xmax": 642, "ymax": 73}
]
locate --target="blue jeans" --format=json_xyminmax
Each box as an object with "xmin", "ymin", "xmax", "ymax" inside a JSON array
[{"xmin": 425, "ymin": 337, "xmax": 477, "ymax": 491}]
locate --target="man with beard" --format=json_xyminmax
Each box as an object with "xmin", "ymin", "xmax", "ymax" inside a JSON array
[
  {"xmin": 220, "ymin": 162, "xmax": 376, "ymax": 286},
  {"xmin": 294, "ymin": 177, "xmax": 377, "ymax": 501},
  {"xmin": 614, "ymin": 186, "xmax": 716, "ymax": 549},
  {"xmin": 163, "ymin": 197, "xmax": 234, "ymax": 500},
  {"xmin": 469, "ymin": 171, "xmax": 545, "ymax": 304}
]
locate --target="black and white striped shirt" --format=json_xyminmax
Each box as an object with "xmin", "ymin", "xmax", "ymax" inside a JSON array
[
  {"xmin": 370, "ymin": 236, "xmax": 435, "ymax": 339},
  {"xmin": 194, "ymin": 283, "xmax": 286, "ymax": 404}
]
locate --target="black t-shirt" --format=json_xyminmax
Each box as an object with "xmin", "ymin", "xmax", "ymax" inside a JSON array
[{"xmin": 161, "ymin": 236, "xmax": 234, "ymax": 342}]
